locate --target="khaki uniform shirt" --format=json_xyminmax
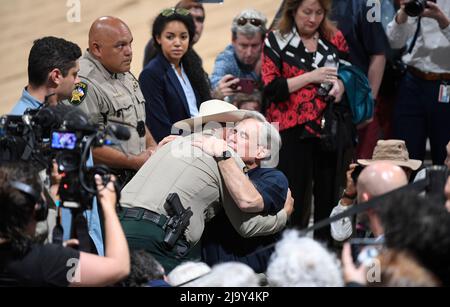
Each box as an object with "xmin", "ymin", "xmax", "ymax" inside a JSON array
[
  {"xmin": 70, "ymin": 51, "xmax": 146, "ymax": 155},
  {"xmin": 120, "ymin": 133, "xmax": 287, "ymax": 246}
]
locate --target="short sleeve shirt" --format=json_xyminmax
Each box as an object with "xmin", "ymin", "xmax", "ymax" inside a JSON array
[{"xmin": 0, "ymin": 243, "xmax": 80, "ymax": 287}]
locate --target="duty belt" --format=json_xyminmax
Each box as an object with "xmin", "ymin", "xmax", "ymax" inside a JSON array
[{"xmin": 120, "ymin": 207, "xmax": 168, "ymax": 228}]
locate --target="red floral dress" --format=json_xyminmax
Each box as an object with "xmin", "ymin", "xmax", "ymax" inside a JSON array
[{"xmin": 262, "ymin": 27, "xmax": 349, "ymax": 137}]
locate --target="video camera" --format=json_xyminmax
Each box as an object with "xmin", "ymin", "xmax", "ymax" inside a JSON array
[
  {"xmin": 0, "ymin": 107, "xmax": 64, "ymax": 164},
  {"xmin": 0, "ymin": 104, "xmax": 130, "ymax": 210}
]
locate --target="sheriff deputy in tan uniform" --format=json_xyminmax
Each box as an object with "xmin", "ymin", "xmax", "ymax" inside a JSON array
[
  {"xmin": 70, "ymin": 16, "xmax": 157, "ymax": 184},
  {"xmin": 119, "ymin": 104, "xmax": 293, "ymax": 272}
]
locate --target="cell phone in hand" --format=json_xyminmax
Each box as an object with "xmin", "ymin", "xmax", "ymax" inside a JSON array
[
  {"xmin": 237, "ymin": 78, "xmax": 257, "ymax": 94},
  {"xmin": 230, "ymin": 78, "xmax": 258, "ymax": 94},
  {"xmin": 350, "ymin": 237, "xmax": 383, "ymax": 266}
]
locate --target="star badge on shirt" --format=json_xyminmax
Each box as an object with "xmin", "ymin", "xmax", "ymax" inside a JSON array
[
  {"xmin": 70, "ymin": 82, "xmax": 88, "ymax": 105},
  {"xmin": 133, "ymin": 81, "xmax": 139, "ymax": 92}
]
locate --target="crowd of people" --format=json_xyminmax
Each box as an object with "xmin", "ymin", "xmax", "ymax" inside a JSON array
[{"xmin": 1, "ymin": 0, "xmax": 449, "ymax": 287}]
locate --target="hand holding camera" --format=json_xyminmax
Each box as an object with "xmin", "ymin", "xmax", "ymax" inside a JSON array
[
  {"xmin": 341, "ymin": 164, "xmax": 360, "ymax": 206},
  {"xmin": 421, "ymin": 1, "xmax": 450, "ymax": 29},
  {"xmin": 397, "ymin": 0, "xmax": 448, "ymax": 28},
  {"xmin": 95, "ymin": 174, "xmax": 117, "ymax": 211}
]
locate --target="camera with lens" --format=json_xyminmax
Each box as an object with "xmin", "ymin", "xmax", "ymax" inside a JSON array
[
  {"xmin": 1, "ymin": 104, "xmax": 129, "ymax": 210},
  {"xmin": 1, "ymin": 108, "xmax": 55, "ymax": 164},
  {"xmin": 404, "ymin": 0, "xmax": 436, "ymax": 17}
]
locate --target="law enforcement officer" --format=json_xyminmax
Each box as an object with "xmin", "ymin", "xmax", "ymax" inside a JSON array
[
  {"xmin": 118, "ymin": 109, "xmax": 293, "ymax": 272},
  {"xmin": 71, "ymin": 16, "xmax": 157, "ymax": 185}
]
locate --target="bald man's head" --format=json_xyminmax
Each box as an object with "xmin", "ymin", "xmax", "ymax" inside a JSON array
[
  {"xmin": 88, "ymin": 16, "xmax": 133, "ymax": 73},
  {"xmin": 357, "ymin": 162, "xmax": 408, "ymax": 203}
]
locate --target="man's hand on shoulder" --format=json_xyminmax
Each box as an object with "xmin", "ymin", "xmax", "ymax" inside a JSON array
[{"xmin": 191, "ymin": 135, "xmax": 229, "ymax": 158}]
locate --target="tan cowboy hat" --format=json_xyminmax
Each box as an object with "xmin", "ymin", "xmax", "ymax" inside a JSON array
[
  {"xmin": 357, "ymin": 139, "xmax": 422, "ymax": 171},
  {"xmin": 173, "ymin": 99, "xmax": 249, "ymax": 130}
]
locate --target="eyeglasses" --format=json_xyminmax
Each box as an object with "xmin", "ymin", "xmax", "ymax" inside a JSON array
[
  {"xmin": 161, "ymin": 7, "xmax": 190, "ymax": 17},
  {"xmin": 236, "ymin": 17, "xmax": 264, "ymax": 28}
]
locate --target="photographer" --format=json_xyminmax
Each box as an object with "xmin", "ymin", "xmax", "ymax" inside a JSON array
[
  {"xmin": 0, "ymin": 162, "xmax": 129, "ymax": 286},
  {"xmin": 211, "ymin": 9, "xmax": 267, "ymax": 102},
  {"xmin": 386, "ymin": 0, "xmax": 450, "ymax": 165},
  {"xmin": 330, "ymin": 140, "xmax": 418, "ymax": 242},
  {"xmin": 7, "ymin": 36, "xmax": 104, "ymax": 255}
]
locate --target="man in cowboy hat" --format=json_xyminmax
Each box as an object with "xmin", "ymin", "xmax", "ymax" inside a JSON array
[
  {"xmin": 119, "ymin": 99, "xmax": 293, "ymax": 272},
  {"xmin": 173, "ymin": 100, "xmax": 291, "ymax": 273},
  {"xmin": 330, "ymin": 139, "xmax": 420, "ymax": 242}
]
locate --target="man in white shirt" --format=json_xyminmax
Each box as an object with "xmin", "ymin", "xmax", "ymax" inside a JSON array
[{"xmin": 386, "ymin": 0, "xmax": 450, "ymax": 165}]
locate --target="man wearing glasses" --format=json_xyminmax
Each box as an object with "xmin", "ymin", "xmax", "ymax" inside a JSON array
[{"xmin": 211, "ymin": 9, "xmax": 267, "ymax": 102}]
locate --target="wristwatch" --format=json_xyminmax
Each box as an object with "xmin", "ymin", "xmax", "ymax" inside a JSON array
[{"xmin": 214, "ymin": 150, "xmax": 232, "ymax": 162}]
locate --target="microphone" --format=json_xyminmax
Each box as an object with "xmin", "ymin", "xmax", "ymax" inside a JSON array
[
  {"xmin": 63, "ymin": 107, "xmax": 97, "ymax": 134},
  {"xmin": 107, "ymin": 124, "xmax": 130, "ymax": 141}
]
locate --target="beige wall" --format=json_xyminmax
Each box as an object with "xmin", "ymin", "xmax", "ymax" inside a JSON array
[{"xmin": 0, "ymin": 0, "xmax": 280, "ymax": 114}]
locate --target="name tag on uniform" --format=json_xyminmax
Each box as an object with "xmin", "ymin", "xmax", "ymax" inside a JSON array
[{"xmin": 438, "ymin": 83, "xmax": 450, "ymax": 103}]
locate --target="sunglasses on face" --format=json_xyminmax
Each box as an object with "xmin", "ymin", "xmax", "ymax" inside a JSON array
[
  {"xmin": 161, "ymin": 7, "xmax": 190, "ymax": 17},
  {"xmin": 236, "ymin": 17, "xmax": 263, "ymax": 27}
]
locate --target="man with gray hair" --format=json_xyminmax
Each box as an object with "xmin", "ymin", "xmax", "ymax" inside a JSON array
[
  {"xmin": 267, "ymin": 230, "xmax": 344, "ymax": 287},
  {"xmin": 119, "ymin": 101, "xmax": 292, "ymax": 272},
  {"xmin": 191, "ymin": 111, "xmax": 290, "ymax": 273},
  {"xmin": 211, "ymin": 9, "xmax": 267, "ymax": 102}
]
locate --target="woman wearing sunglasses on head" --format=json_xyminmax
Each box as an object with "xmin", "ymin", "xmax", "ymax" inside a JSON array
[
  {"xmin": 262, "ymin": 0, "xmax": 351, "ymax": 245},
  {"xmin": 139, "ymin": 7, "xmax": 211, "ymax": 143},
  {"xmin": 143, "ymin": 0, "xmax": 206, "ymax": 68}
]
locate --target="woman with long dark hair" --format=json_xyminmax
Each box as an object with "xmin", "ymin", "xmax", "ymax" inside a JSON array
[
  {"xmin": 140, "ymin": 7, "xmax": 211, "ymax": 143},
  {"xmin": 0, "ymin": 162, "xmax": 129, "ymax": 286},
  {"xmin": 262, "ymin": 0, "xmax": 350, "ymax": 244}
]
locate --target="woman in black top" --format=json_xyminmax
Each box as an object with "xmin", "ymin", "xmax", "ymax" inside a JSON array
[{"xmin": 0, "ymin": 162, "xmax": 130, "ymax": 286}]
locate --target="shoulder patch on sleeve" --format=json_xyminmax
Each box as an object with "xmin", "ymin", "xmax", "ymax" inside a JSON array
[{"xmin": 70, "ymin": 82, "xmax": 88, "ymax": 105}]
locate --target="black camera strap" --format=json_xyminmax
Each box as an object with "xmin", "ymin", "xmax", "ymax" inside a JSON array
[
  {"xmin": 245, "ymin": 177, "xmax": 429, "ymax": 258},
  {"xmin": 52, "ymin": 207, "xmax": 64, "ymax": 246},
  {"xmin": 407, "ymin": 17, "xmax": 421, "ymax": 54},
  {"xmin": 299, "ymin": 178, "xmax": 428, "ymax": 235}
]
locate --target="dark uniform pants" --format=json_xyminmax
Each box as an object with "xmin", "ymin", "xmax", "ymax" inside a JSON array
[{"xmin": 119, "ymin": 208, "xmax": 199, "ymax": 273}]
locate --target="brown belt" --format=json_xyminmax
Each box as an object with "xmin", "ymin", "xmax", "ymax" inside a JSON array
[{"xmin": 407, "ymin": 66, "xmax": 450, "ymax": 81}]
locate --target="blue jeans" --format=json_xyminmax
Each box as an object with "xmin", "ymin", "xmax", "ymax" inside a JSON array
[{"xmin": 394, "ymin": 71, "xmax": 450, "ymax": 164}]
